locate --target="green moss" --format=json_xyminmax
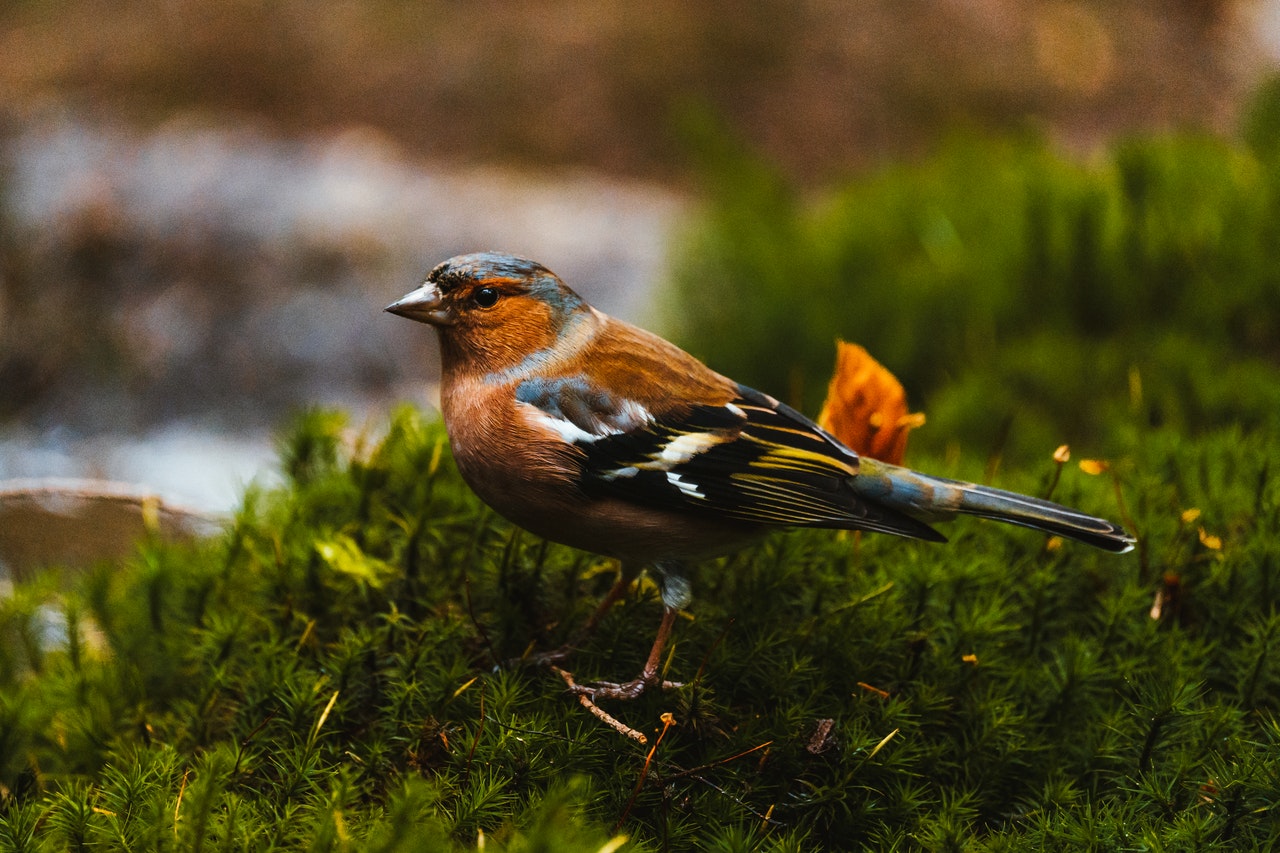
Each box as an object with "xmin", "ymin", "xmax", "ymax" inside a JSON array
[
  {"xmin": 1, "ymin": 405, "xmax": 1277, "ymax": 850},
  {"xmin": 4, "ymin": 80, "xmax": 1279, "ymax": 852},
  {"xmin": 664, "ymin": 84, "xmax": 1280, "ymax": 462}
]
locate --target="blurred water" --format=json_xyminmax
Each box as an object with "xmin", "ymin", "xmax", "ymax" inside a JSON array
[
  {"xmin": 1, "ymin": 111, "xmax": 684, "ymax": 513},
  {"xmin": 6, "ymin": 112, "xmax": 681, "ymax": 319},
  {"xmin": 0, "ymin": 426, "xmax": 279, "ymax": 513}
]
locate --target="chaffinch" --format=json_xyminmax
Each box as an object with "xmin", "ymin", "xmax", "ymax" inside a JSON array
[{"xmin": 386, "ymin": 252, "xmax": 1133, "ymax": 699}]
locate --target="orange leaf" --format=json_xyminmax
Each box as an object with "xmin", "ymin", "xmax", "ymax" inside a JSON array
[
  {"xmin": 1078, "ymin": 459, "xmax": 1109, "ymax": 475},
  {"xmin": 817, "ymin": 340, "xmax": 923, "ymax": 465}
]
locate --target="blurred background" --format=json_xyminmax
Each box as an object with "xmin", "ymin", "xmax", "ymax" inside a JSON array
[{"xmin": 2, "ymin": 0, "xmax": 1279, "ymax": 519}]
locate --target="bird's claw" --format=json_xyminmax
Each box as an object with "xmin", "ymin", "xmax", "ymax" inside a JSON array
[{"xmin": 568, "ymin": 676, "xmax": 684, "ymax": 701}]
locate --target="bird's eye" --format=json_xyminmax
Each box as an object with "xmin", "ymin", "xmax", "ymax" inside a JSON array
[{"xmin": 472, "ymin": 286, "xmax": 500, "ymax": 308}]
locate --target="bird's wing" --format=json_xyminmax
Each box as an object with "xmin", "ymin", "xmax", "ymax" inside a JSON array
[{"xmin": 516, "ymin": 379, "xmax": 944, "ymax": 541}]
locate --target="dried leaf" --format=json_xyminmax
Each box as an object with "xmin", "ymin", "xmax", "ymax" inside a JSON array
[
  {"xmin": 817, "ymin": 340, "xmax": 924, "ymax": 464},
  {"xmin": 856, "ymin": 681, "xmax": 891, "ymax": 699},
  {"xmin": 807, "ymin": 718, "xmax": 837, "ymax": 754}
]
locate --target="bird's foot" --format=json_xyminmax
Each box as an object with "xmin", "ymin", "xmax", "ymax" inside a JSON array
[
  {"xmin": 567, "ymin": 675, "xmax": 684, "ymax": 701},
  {"xmin": 552, "ymin": 666, "xmax": 681, "ymax": 744}
]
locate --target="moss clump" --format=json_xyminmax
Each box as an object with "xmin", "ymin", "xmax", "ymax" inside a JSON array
[
  {"xmin": 666, "ymin": 83, "xmax": 1280, "ymax": 461},
  {"xmin": 1, "ymin": 406, "xmax": 1277, "ymax": 850}
]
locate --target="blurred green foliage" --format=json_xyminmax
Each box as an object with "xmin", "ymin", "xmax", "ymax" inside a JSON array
[
  {"xmin": 666, "ymin": 80, "xmax": 1280, "ymax": 462},
  {"xmin": 2, "ymin": 407, "xmax": 1279, "ymax": 849}
]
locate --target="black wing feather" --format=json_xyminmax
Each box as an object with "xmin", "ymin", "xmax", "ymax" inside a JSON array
[{"xmin": 575, "ymin": 384, "xmax": 945, "ymax": 542}]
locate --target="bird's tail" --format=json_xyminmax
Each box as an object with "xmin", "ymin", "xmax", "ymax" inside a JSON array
[{"xmin": 854, "ymin": 458, "xmax": 1135, "ymax": 553}]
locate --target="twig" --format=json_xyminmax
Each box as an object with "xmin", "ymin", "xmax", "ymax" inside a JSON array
[
  {"xmin": 659, "ymin": 740, "xmax": 773, "ymax": 782},
  {"xmin": 614, "ymin": 712, "xmax": 676, "ymax": 833},
  {"xmin": 857, "ymin": 681, "xmax": 891, "ymax": 699},
  {"xmin": 173, "ymin": 769, "xmax": 189, "ymax": 837},
  {"xmin": 233, "ymin": 712, "xmax": 276, "ymax": 775},
  {"xmin": 481, "ymin": 714, "xmax": 575, "ymax": 744},
  {"xmin": 689, "ymin": 774, "xmax": 784, "ymax": 826},
  {"xmin": 553, "ymin": 667, "xmax": 648, "ymax": 744}
]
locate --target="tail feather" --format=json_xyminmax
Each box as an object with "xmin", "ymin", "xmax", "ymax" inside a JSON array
[
  {"xmin": 951, "ymin": 482, "xmax": 1135, "ymax": 553},
  {"xmin": 854, "ymin": 461, "xmax": 1135, "ymax": 553}
]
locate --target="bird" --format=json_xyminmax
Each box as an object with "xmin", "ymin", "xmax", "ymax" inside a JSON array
[{"xmin": 385, "ymin": 251, "xmax": 1134, "ymax": 700}]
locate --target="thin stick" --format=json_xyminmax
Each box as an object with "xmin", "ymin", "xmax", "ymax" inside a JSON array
[
  {"xmin": 659, "ymin": 740, "xmax": 773, "ymax": 782},
  {"xmin": 857, "ymin": 681, "xmax": 891, "ymax": 699},
  {"xmin": 614, "ymin": 712, "xmax": 676, "ymax": 833},
  {"xmin": 689, "ymin": 774, "xmax": 783, "ymax": 825},
  {"xmin": 233, "ymin": 712, "xmax": 276, "ymax": 775},
  {"xmin": 553, "ymin": 667, "xmax": 648, "ymax": 744},
  {"xmin": 173, "ymin": 769, "xmax": 190, "ymax": 837},
  {"xmin": 581, "ymin": 564, "xmax": 636, "ymax": 635},
  {"xmin": 505, "ymin": 563, "xmax": 636, "ymax": 670},
  {"xmin": 482, "ymin": 714, "xmax": 575, "ymax": 743}
]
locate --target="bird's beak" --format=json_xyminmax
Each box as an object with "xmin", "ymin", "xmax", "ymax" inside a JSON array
[{"xmin": 384, "ymin": 283, "xmax": 455, "ymax": 326}]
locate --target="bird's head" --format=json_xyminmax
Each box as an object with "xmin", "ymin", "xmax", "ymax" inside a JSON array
[{"xmin": 386, "ymin": 252, "xmax": 594, "ymax": 375}]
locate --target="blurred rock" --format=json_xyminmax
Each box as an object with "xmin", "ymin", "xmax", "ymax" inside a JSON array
[{"xmin": 0, "ymin": 478, "xmax": 221, "ymax": 581}]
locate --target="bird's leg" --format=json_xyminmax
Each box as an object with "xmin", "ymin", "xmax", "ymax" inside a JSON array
[
  {"xmin": 517, "ymin": 561, "xmax": 640, "ymax": 667},
  {"xmin": 568, "ymin": 559, "xmax": 689, "ymax": 701},
  {"xmin": 568, "ymin": 606, "xmax": 682, "ymax": 700},
  {"xmin": 581, "ymin": 563, "xmax": 640, "ymax": 635}
]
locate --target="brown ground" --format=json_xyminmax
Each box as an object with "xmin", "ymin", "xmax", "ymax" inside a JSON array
[{"xmin": 0, "ymin": 0, "xmax": 1266, "ymax": 185}]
